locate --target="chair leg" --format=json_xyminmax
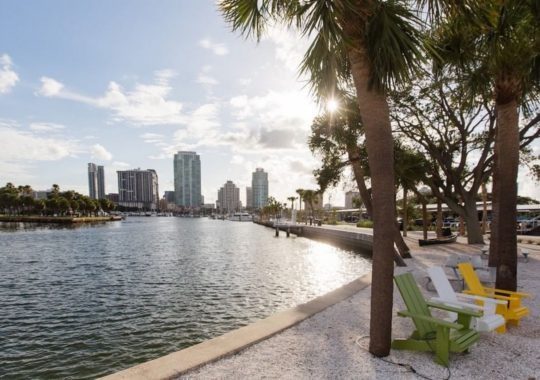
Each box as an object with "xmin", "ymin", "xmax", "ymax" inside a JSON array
[
  {"xmin": 495, "ymin": 323, "xmax": 507, "ymax": 333},
  {"xmin": 435, "ymin": 326, "xmax": 450, "ymax": 367}
]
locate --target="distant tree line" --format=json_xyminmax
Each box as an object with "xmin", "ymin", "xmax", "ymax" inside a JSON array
[{"xmin": 0, "ymin": 183, "xmax": 115, "ymax": 216}]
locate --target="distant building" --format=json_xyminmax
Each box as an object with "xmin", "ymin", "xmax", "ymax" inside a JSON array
[
  {"xmin": 251, "ymin": 168, "xmax": 268, "ymax": 209},
  {"xmin": 164, "ymin": 191, "xmax": 176, "ymax": 204},
  {"xmin": 246, "ymin": 187, "xmax": 252, "ymax": 209},
  {"xmin": 345, "ymin": 191, "xmax": 361, "ymax": 209},
  {"xmin": 218, "ymin": 180, "xmax": 240, "ymax": 214},
  {"xmin": 88, "ymin": 163, "xmax": 105, "ymax": 199},
  {"xmin": 97, "ymin": 166, "xmax": 105, "ymax": 199},
  {"xmin": 174, "ymin": 151, "xmax": 201, "ymax": 208},
  {"xmin": 107, "ymin": 193, "xmax": 119, "ymax": 203},
  {"xmin": 117, "ymin": 169, "xmax": 159, "ymax": 210},
  {"xmin": 32, "ymin": 190, "xmax": 49, "ymax": 200}
]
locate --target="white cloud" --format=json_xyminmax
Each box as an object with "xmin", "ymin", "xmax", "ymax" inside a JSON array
[
  {"xmin": 38, "ymin": 77, "xmax": 64, "ymax": 96},
  {"xmin": 0, "ymin": 124, "xmax": 80, "ymax": 162},
  {"xmin": 199, "ymin": 38, "xmax": 229, "ymax": 56},
  {"xmin": 197, "ymin": 74, "xmax": 219, "ymax": 86},
  {"xmin": 0, "ymin": 54, "xmax": 19, "ymax": 94},
  {"xmin": 231, "ymin": 155, "xmax": 245, "ymax": 165},
  {"xmin": 29, "ymin": 122, "xmax": 66, "ymax": 133},
  {"xmin": 112, "ymin": 161, "xmax": 130, "ymax": 168},
  {"xmin": 263, "ymin": 27, "xmax": 311, "ymax": 72},
  {"xmin": 37, "ymin": 70, "xmax": 186, "ymax": 126},
  {"xmin": 91, "ymin": 144, "xmax": 113, "ymax": 161}
]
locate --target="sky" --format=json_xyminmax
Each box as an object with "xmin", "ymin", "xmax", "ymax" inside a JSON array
[{"xmin": 0, "ymin": 1, "xmax": 538, "ymax": 206}]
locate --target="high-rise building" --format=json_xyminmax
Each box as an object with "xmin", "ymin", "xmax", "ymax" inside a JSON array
[
  {"xmin": 117, "ymin": 169, "xmax": 159, "ymax": 210},
  {"xmin": 246, "ymin": 187, "xmax": 253, "ymax": 209},
  {"xmin": 88, "ymin": 163, "xmax": 97, "ymax": 199},
  {"xmin": 88, "ymin": 163, "xmax": 106, "ymax": 199},
  {"xmin": 97, "ymin": 166, "xmax": 105, "ymax": 199},
  {"xmin": 164, "ymin": 191, "xmax": 176, "ymax": 204},
  {"xmin": 174, "ymin": 151, "xmax": 201, "ymax": 208},
  {"xmin": 217, "ymin": 180, "xmax": 240, "ymax": 213},
  {"xmin": 345, "ymin": 191, "xmax": 361, "ymax": 209},
  {"xmin": 252, "ymin": 168, "xmax": 268, "ymax": 209}
]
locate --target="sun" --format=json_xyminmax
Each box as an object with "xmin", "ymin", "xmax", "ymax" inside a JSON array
[{"xmin": 326, "ymin": 98, "xmax": 339, "ymax": 113}]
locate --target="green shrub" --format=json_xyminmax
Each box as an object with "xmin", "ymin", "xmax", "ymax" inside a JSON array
[{"xmin": 356, "ymin": 220, "xmax": 374, "ymax": 228}]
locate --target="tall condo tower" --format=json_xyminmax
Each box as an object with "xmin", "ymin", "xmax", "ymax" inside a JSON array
[
  {"xmin": 218, "ymin": 180, "xmax": 240, "ymax": 213},
  {"xmin": 88, "ymin": 163, "xmax": 105, "ymax": 199},
  {"xmin": 117, "ymin": 169, "xmax": 159, "ymax": 210},
  {"xmin": 246, "ymin": 187, "xmax": 253, "ymax": 209},
  {"xmin": 174, "ymin": 151, "xmax": 201, "ymax": 208},
  {"xmin": 251, "ymin": 168, "xmax": 269, "ymax": 209}
]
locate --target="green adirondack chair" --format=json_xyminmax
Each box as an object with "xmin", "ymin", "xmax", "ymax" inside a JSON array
[{"xmin": 392, "ymin": 272, "xmax": 482, "ymax": 366}]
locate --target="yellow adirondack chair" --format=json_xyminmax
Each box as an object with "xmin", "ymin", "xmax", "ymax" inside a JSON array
[{"xmin": 457, "ymin": 262, "xmax": 530, "ymax": 327}]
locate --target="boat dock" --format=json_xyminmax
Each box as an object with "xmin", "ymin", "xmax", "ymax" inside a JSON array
[{"xmin": 254, "ymin": 221, "xmax": 373, "ymax": 253}]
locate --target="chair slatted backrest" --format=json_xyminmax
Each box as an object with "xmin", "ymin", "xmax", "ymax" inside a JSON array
[
  {"xmin": 428, "ymin": 266, "xmax": 459, "ymax": 303},
  {"xmin": 458, "ymin": 262, "xmax": 486, "ymax": 296},
  {"xmin": 394, "ymin": 273, "xmax": 435, "ymax": 336}
]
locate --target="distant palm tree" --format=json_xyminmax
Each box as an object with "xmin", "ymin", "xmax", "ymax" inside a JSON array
[
  {"xmin": 287, "ymin": 196, "xmax": 297, "ymax": 210},
  {"xmin": 295, "ymin": 189, "xmax": 304, "ymax": 211}
]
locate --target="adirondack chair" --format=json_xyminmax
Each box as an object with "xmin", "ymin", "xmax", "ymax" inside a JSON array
[
  {"xmin": 427, "ymin": 266, "xmax": 506, "ymax": 333},
  {"xmin": 458, "ymin": 262, "xmax": 530, "ymax": 326},
  {"xmin": 392, "ymin": 272, "xmax": 481, "ymax": 366}
]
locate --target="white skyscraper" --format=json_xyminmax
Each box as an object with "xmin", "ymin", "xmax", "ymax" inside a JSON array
[{"xmin": 88, "ymin": 163, "xmax": 106, "ymax": 199}]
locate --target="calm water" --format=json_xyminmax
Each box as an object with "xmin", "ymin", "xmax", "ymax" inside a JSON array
[{"xmin": 0, "ymin": 218, "xmax": 370, "ymax": 379}]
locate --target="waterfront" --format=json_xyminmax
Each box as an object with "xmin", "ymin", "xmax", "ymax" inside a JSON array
[{"xmin": 0, "ymin": 218, "xmax": 370, "ymax": 379}]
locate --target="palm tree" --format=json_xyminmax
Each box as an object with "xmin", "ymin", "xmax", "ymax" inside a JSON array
[
  {"xmin": 287, "ymin": 196, "xmax": 297, "ymax": 210},
  {"xmin": 295, "ymin": 189, "xmax": 304, "ymax": 211},
  {"xmin": 429, "ymin": 1, "xmax": 539, "ymax": 290},
  {"xmin": 220, "ymin": 0, "xmax": 424, "ymax": 355}
]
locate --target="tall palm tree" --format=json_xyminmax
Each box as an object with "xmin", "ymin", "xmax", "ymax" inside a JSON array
[
  {"xmin": 295, "ymin": 188, "xmax": 304, "ymax": 211},
  {"xmin": 220, "ymin": 0, "xmax": 424, "ymax": 355},
  {"xmin": 429, "ymin": 1, "xmax": 540, "ymax": 290},
  {"xmin": 287, "ymin": 196, "xmax": 297, "ymax": 210}
]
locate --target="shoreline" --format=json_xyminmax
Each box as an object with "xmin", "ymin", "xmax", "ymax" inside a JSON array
[
  {"xmin": 101, "ymin": 229, "xmax": 538, "ymax": 379},
  {"xmin": 101, "ymin": 274, "xmax": 372, "ymax": 380},
  {"xmin": 0, "ymin": 215, "xmax": 122, "ymax": 224}
]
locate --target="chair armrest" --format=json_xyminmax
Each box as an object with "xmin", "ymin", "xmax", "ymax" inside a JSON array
[
  {"xmin": 483, "ymin": 287, "xmax": 530, "ymax": 298},
  {"xmin": 456, "ymin": 293, "xmax": 507, "ymax": 305},
  {"xmin": 430, "ymin": 297, "xmax": 484, "ymax": 311},
  {"xmin": 426, "ymin": 300, "xmax": 483, "ymax": 317},
  {"xmin": 397, "ymin": 310, "xmax": 463, "ymax": 330}
]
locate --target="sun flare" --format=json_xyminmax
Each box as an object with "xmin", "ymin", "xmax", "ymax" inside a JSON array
[{"xmin": 326, "ymin": 99, "xmax": 339, "ymax": 113}]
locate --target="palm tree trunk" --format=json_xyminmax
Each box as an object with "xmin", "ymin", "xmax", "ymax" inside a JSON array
[
  {"xmin": 403, "ymin": 188, "xmax": 408, "ymax": 237},
  {"xmin": 346, "ymin": 39, "xmax": 395, "ymax": 357},
  {"xmin": 489, "ymin": 145, "xmax": 499, "ymax": 267},
  {"xmin": 493, "ymin": 94, "xmax": 519, "ymax": 291},
  {"xmin": 347, "ymin": 146, "xmax": 410, "ymax": 259}
]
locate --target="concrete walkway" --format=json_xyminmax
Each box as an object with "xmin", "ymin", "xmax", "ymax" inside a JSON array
[{"xmin": 179, "ymin": 233, "xmax": 539, "ymax": 379}]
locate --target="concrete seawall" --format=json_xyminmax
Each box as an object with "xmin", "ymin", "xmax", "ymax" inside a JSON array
[{"xmin": 254, "ymin": 221, "xmax": 373, "ymax": 254}]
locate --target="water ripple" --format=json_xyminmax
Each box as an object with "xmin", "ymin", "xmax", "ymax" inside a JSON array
[{"xmin": 0, "ymin": 218, "xmax": 370, "ymax": 379}]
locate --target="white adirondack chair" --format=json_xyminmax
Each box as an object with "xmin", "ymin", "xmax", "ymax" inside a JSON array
[{"xmin": 427, "ymin": 266, "xmax": 506, "ymax": 333}]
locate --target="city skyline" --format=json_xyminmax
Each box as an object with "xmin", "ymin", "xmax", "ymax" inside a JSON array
[
  {"xmin": 1, "ymin": 2, "xmax": 538, "ymax": 206},
  {"xmin": 0, "ymin": 1, "xmax": 328, "ymax": 206}
]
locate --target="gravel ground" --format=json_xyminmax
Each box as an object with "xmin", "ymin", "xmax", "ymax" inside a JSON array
[{"xmin": 180, "ymin": 237, "xmax": 539, "ymax": 380}]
